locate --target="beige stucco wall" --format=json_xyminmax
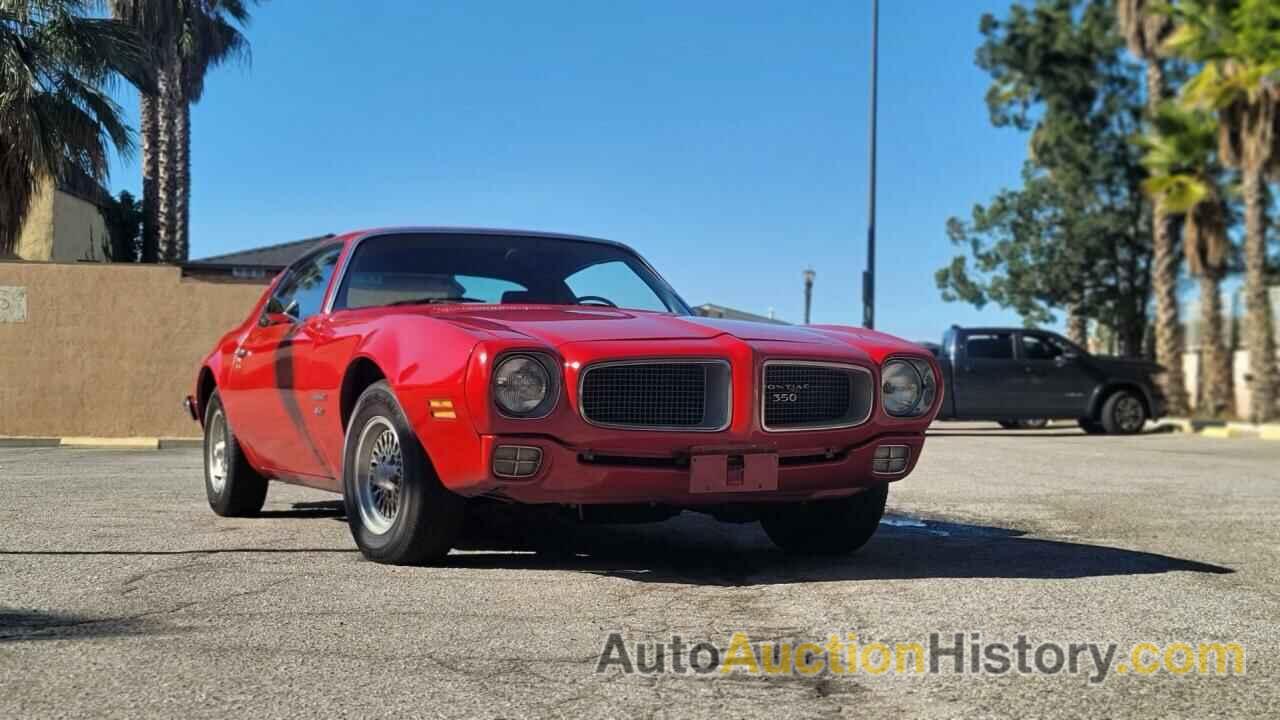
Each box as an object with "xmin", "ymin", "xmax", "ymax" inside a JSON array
[
  {"xmin": 0, "ymin": 262, "xmax": 264, "ymax": 438},
  {"xmin": 14, "ymin": 178, "xmax": 110, "ymax": 263}
]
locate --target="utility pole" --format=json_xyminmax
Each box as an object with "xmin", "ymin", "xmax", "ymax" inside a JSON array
[
  {"xmin": 803, "ymin": 268, "xmax": 816, "ymax": 324},
  {"xmin": 862, "ymin": 0, "xmax": 879, "ymax": 330}
]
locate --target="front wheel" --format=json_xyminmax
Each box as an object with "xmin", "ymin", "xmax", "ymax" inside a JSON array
[
  {"xmin": 343, "ymin": 381, "xmax": 465, "ymax": 565},
  {"xmin": 760, "ymin": 484, "xmax": 888, "ymax": 555}
]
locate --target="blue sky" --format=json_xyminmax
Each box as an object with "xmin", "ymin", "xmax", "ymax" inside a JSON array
[{"xmin": 107, "ymin": 0, "xmax": 1040, "ymax": 342}]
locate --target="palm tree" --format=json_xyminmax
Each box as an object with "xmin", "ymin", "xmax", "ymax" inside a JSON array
[
  {"xmin": 172, "ymin": 0, "xmax": 252, "ymax": 262},
  {"xmin": 1141, "ymin": 104, "xmax": 1235, "ymax": 417},
  {"xmin": 1117, "ymin": 0, "xmax": 1190, "ymax": 415},
  {"xmin": 0, "ymin": 0, "xmax": 152, "ymax": 255},
  {"xmin": 1166, "ymin": 0, "xmax": 1280, "ymax": 422},
  {"xmin": 110, "ymin": 0, "xmax": 254, "ymax": 263}
]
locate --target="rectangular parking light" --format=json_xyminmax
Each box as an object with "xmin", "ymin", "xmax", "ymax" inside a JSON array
[
  {"xmin": 873, "ymin": 445, "xmax": 909, "ymax": 475},
  {"xmin": 494, "ymin": 445, "xmax": 543, "ymax": 478}
]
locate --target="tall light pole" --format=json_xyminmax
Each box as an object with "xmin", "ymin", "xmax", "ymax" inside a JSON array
[
  {"xmin": 803, "ymin": 268, "xmax": 816, "ymax": 324},
  {"xmin": 862, "ymin": 0, "xmax": 879, "ymax": 330}
]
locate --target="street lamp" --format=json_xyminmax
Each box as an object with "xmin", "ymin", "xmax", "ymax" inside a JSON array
[
  {"xmin": 862, "ymin": 0, "xmax": 879, "ymax": 330},
  {"xmin": 803, "ymin": 268, "xmax": 816, "ymax": 324}
]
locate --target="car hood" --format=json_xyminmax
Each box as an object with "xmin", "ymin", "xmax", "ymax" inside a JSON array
[{"xmin": 428, "ymin": 306, "xmax": 848, "ymax": 348}]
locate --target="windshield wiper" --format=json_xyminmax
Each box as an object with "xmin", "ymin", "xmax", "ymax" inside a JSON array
[{"xmin": 384, "ymin": 296, "xmax": 488, "ymax": 307}]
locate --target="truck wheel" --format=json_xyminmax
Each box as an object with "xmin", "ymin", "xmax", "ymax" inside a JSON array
[
  {"xmin": 760, "ymin": 484, "xmax": 888, "ymax": 555},
  {"xmin": 343, "ymin": 381, "xmax": 465, "ymax": 565},
  {"xmin": 1078, "ymin": 419, "xmax": 1107, "ymax": 435},
  {"xmin": 1100, "ymin": 390, "xmax": 1147, "ymax": 435},
  {"xmin": 203, "ymin": 391, "xmax": 269, "ymax": 516}
]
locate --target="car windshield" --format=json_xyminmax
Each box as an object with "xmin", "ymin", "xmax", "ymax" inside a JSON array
[{"xmin": 332, "ymin": 233, "xmax": 689, "ymax": 314}]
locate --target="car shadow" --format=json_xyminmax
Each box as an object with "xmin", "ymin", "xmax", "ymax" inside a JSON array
[
  {"xmin": 0, "ymin": 504, "xmax": 1229, "ymax": 588},
  {"xmin": 255, "ymin": 500, "xmax": 347, "ymax": 519},
  {"xmin": 926, "ymin": 431, "xmax": 1092, "ymax": 438},
  {"xmin": 0, "ymin": 608, "xmax": 190, "ymax": 644},
  {"xmin": 927, "ymin": 423, "xmax": 1176, "ymax": 438},
  {"xmin": 447, "ymin": 509, "xmax": 1233, "ymax": 587}
]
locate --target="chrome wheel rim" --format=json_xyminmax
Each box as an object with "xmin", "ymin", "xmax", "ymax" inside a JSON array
[
  {"xmin": 354, "ymin": 417, "xmax": 404, "ymax": 536},
  {"xmin": 207, "ymin": 410, "xmax": 228, "ymax": 493},
  {"xmin": 1115, "ymin": 395, "xmax": 1144, "ymax": 432}
]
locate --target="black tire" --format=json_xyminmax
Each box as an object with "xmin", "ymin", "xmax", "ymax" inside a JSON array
[
  {"xmin": 342, "ymin": 381, "xmax": 465, "ymax": 565},
  {"xmin": 203, "ymin": 390, "xmax": 268, "ymax": 517},
  {"xmin": 1078, "ymin": 419, "xmax": 1107, "ymax": 435},
  {"xmin": 761, "ymin": 484, "xmax": 888, "ymax": 555},
  {"xmin": 1100, "ymin": 389, "xmax": 1148, "ymax": 435},
  {"xmin": 997, "ymin": 420, "xmax": 1020, "ymax": 429}
]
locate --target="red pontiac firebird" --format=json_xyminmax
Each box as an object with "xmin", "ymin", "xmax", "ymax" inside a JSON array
[{"xmin": 186, "ymin": 228, "xmax": 942, "ymax": 565}]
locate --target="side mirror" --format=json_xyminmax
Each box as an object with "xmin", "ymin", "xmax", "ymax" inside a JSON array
[
  {"xmin": 260, "ymin": 298, "xmax": 300, "ymax": 327},
  {"xmin": 260, "ymin": 311, "xmax": 296, "ymax": 327},
  {"xmin": 1055, "ymin": 351, "xmax": 1078, "ymax": 366}
]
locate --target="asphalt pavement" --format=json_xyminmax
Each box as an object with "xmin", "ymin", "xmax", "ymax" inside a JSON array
[{"xmin": 1, "ymin": 422, "xmax": 1277, "ymax": 718}]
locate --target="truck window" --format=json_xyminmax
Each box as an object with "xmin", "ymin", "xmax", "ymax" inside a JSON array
[
  {"xmin": 965, "ymin": 332, "xmax": 1014, "ymax": 360},
  {"xmin": 1021, "ymin": 334, "xmax": 1064, "ymax": 360}
]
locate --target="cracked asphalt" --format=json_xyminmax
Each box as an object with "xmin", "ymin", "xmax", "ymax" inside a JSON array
[{"xmin": 1, "ymin": 422, "xmax": 1278, "ymax": 718}]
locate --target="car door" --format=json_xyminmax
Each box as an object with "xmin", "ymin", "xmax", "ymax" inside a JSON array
[
  {"xmin": 1018, "ymin": 332, "xmax": 1093, "ymax": 417},
  {"xmin": 951, "ymin": 331, "xmax": 1023, "ymax": 418},
  {"xmin": 225, "ymin": 246, "xmax": 343, "ymax": 478}
]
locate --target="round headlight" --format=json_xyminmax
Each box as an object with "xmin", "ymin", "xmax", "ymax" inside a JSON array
[
  {"xmin": 493, "ymin": 355, "xmax": 554, "ymax": 416},
  {"xmin": 881, "ymin": 360, "xmax": 924, "ymax": 417}
]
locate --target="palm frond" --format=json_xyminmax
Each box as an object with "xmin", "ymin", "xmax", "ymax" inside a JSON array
[{"xmin": 0, "ymin": 0, "xmax": 148, "ymax": 252}]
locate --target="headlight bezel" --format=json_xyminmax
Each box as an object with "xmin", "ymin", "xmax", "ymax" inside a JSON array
[
  {"xmin": 491, "ymin": 352, "xmax": 560, "ymax": 419},
  {"xmin": 881, "ymin": 356, "xmax": 937, "ymax": 418}
]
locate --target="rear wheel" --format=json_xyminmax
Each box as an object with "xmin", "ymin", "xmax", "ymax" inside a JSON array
[
  {"xmin": 342, "ymin": 381, "xmax": 465, "ymax": 565},
  {"xmin": 760, "ymin": 484, "xmax": 888, "ymax": 555},
  {"xmin": 1100, "ymin": 390, "xmax": 1147, "ymax": 435},
  {"xmin": 203, "ymin": 391, "xmax": 268, "ymax": 516},
  {"xmin": 999, "ymin": 419, "xmax": 1049, "ymax": 430}
]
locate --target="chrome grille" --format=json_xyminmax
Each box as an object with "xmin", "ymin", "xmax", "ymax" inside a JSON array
[
  {"xmin": 762, "ymin": 362, "xmax": 873, "ymax": 431},
  {"xmin": 579, "ymin": 360, "xmax": 731, "ymax": 430}
]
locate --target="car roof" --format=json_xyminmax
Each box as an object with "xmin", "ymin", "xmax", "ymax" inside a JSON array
[
  {"xmin": 339, "ymin": 226, "xmax": 640, "ymax": 254},
  {"xmin": 951, "ymin": 326, "xmax": 1055, "ymax": 334}
]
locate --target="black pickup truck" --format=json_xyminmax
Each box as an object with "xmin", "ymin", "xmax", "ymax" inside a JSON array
[{"xmin": 924, "ymin": 326, "xmax": 1166, "ymax": 434}]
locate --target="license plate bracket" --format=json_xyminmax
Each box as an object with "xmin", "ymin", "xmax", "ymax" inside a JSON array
[{"xmin": 690, "ymin": 450, "xmax": 778, "ymax": 494}]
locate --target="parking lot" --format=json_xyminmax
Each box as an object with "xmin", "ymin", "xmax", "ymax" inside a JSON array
[{"xmin": 2, "ymin": 423, "xmax": 1278, "ymax": 718}]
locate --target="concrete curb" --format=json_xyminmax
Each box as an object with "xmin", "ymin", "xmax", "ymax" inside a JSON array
[
  {"xmin": 60, "ymin": 437, "xmax": 160, "ymax": 449},
  {"xmin": 1158, "ymin": 418, "xmax": 1280, "ymax": 440},
  {"xmin": 0, "ymin": 436, "xmax": 202, "ymax": 450},
  {"xmin": 0, "ymin": 437, "xmax": 61, "ymax": 448}
]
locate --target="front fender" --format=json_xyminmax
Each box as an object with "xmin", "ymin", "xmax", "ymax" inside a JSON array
[{"xmin": 344, "ymin": 316, "xmax": 489, "ymax": 491}]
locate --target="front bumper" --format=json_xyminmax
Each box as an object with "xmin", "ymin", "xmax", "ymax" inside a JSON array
[
  {"xmin": 407, "ymin": 336, "xmax": 941, "ymax": 506},
  {"xmin": 456, "ymin": 431, "xmax": 926, "ymax": 505}
]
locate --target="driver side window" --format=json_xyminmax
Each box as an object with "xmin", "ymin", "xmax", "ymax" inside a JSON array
[
  {"xmin": 267, "ymin": 246, "xmax": 342, "ymax": 322},
  {"xmin": 1021, "ymin": 334, "xmax": 1064, "ymax": 360},
  {"xmin": 565, "ymin": 260, "xmax": 666, "ymax": 312}
]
